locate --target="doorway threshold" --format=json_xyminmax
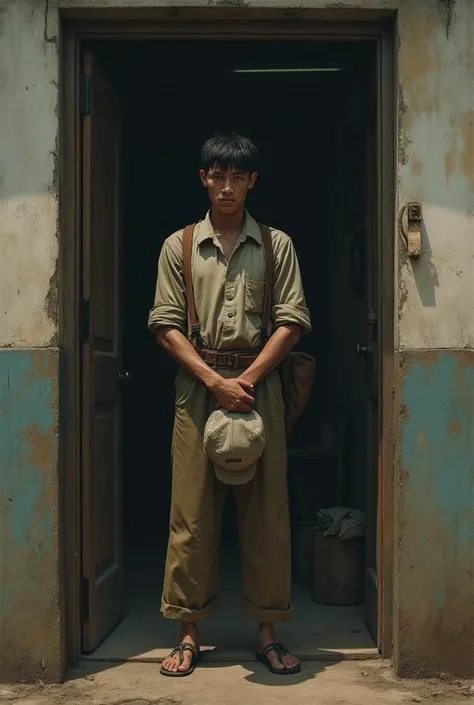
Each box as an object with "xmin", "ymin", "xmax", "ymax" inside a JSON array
[{"xmin": 82, "ymin": 582, "xmax": 378, "ymax": 664}]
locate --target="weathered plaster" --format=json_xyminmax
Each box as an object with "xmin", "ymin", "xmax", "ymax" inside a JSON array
[
  {"xmin": 0, "ymin": 0, "xmax": 59, "ymax": 348},
  {"xmin": 395, "ymin": 350, "xmax": 474, "ymax": 677},
  {"xmin": 397, "ymin": 0, "xmax": 474, "ymax": 349},
  {"xmin": 0, "ymin": 349, "xmax": 61, "ymax": 682}
]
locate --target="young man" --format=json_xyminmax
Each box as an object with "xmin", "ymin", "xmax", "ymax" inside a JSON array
[{"xmin": 148, "ymin": 133, "xmax": 311, "ymax": 677}]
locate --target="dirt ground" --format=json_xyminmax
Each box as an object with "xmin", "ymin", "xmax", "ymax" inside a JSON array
[{"xmin": 1, "ymin": 660, "xmax": 473, "ymax": 705}]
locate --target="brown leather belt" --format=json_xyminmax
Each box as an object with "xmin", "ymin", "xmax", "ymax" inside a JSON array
[{"xmin": 199, "ymin": 348, "xmax": 260, "ymax": 370}]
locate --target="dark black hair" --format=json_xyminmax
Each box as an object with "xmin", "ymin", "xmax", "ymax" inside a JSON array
[{"xmin": 201, "ymin": 132, "xmax": 260, "ymax": 174}]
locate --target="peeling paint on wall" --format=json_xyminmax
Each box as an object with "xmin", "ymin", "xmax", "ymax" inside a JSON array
[
  {"xmin": 0, "ymin": 349, "xmax": 61, "ymax": 682},
  {"xmin": 396, "ymin": 350, "xmax": 474, "ymax": 677}
]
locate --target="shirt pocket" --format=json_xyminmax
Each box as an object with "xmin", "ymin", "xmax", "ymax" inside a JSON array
[{"xmin": 244, "ymin": 278, "xmax": 265, "ymax": 314}]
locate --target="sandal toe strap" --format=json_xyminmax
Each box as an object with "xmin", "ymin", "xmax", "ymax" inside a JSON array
[
  {"xmin": 262, "ymin": 642, "xmax": 289, "ymax": 664},
  {"xmin": 169, "ymin": 642, "xmax": 197, "ymax": 665}
]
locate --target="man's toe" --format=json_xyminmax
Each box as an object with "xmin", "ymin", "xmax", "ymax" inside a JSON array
[
  {"xmin": 177, "ymin": 655, "xmax": 192, "ymax": 672},
  {"xmin": 283, "ymin": 655, "xmax": 299, "ymax": 669}
]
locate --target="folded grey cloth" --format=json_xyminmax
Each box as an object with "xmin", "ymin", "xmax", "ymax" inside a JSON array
[{"xmin": 316, "ymin": 507, "xmax": 366, "ymax": 540}]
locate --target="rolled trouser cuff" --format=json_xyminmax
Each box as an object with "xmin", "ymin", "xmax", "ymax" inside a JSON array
[
  {"xmin": 241, "ymin": 599, "xmax": 292, "ymax": 623},
  {"xmin": 161, "ymin": 596, "xmax": 220, "ymax": 622}
]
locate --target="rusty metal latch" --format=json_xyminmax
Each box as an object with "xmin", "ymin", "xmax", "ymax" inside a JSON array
[{"xmin": 399, "ymin": 202, "xmax": 422, "ymax": 258}]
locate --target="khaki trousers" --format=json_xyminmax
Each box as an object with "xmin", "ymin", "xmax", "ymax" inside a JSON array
[{"xmin": 161, "ymin": 367, "xmax": 292, "ymax": 623}]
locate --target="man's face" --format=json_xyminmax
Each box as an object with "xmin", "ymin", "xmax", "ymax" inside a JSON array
[{"xmin": 200, "ymin": 165, "xmax": 258, "ymax": 215}]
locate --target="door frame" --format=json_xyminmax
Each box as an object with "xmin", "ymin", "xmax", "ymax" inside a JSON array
[{"xmin": 60, "ymin": 7, "xmax": 395, "ymax": 672}]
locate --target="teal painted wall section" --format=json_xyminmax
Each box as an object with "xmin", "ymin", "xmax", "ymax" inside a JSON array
[
  {"xmin": 0, "ymin": 349, "xmax": 61, "ymax": 682},
  {"xmin": 395, "ymin": 351, "xmax": 474, "ymax": 677}
]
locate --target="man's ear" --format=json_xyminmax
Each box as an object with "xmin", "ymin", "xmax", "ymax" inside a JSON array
[
  {"xmin": 199, "ymin": 169, "xmax": 208, "ymax": 187},
  {"xmin": 248, "ymin": 171, "xmax": 258, "ymax": 190}
]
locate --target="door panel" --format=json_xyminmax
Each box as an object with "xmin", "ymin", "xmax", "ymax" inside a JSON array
[
  {"xmin": 81, "ymin": 50, "xmax": 124, "ymax": 653},
  {"xmin": 337, "ymin": 58, "xmax": 379, "ymax": 641},
  {"xmin": 362, "ymin": 65, "xmax": 379, "ymax": 642}
]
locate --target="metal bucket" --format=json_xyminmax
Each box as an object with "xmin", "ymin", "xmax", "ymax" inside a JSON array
[{"xmin": 311, "ymin": 531, "xmax": 364, "ymax": 605}]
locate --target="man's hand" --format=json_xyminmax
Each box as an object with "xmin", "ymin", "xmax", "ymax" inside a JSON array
[{"xmin": 212, "ymin": 377, "xmax": 255, "ymax": 413}]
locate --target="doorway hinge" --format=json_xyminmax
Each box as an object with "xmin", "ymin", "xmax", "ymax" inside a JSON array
[
  {"xmin": 368, "ymin": 308, "xmax": 378, "ymax": 325},
  {"xmin": 80, "ymin": 74, "xmax": 91, "ymax": 115},
  {"xmin": 79, "ymin": 298, "xmax": 90, "ymax": 344},
  {"xmin": 81, "ymin": 577, "xmax": 90, "ymax": 621}
]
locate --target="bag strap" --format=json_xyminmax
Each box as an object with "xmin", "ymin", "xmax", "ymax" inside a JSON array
[
  {"xmin": 259, "ymin": 224, "xmax": 273, "ymax": 345},
  {"xmin": 183, "ymin": 224, "xmax": 201, "ymax": 347}
]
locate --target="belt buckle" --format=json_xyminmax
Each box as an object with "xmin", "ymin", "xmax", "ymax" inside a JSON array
[
  {"xmin": 208, "ymin": 353, "xmax": 217, "ymax": 367},
  {"xmin": 221, "ymin": 353, "xmax": 236, "ymax": 370}
]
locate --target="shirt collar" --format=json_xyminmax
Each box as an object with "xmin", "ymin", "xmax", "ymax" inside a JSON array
[{"xmin": 196, "ymin": 210, "xmax": 263, "ymax": 246}]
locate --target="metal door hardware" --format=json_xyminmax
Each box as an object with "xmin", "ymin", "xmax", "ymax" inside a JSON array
[
  {"xmin": 399, "ymin": 202, "xmax": 422, "ymax": 258},
  {"xmin": 118, "ymin": 370, "xmax": 132, "ymax": 384},
  {"xmin": 357, "ymin": 344, "xmax": 371, "ymax": 359}
]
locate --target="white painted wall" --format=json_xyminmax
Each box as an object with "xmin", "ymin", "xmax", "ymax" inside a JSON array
[
  {"xmin": 397, "ymin": 0, "xmax": 474, "ymax": 349},
  {"xmin": 0, "ymin": 0, "xmax": 473, "ymax": 350},
  {"xmin": 0, "ymin": 1, "xmax": 60, "ymax": 348}
]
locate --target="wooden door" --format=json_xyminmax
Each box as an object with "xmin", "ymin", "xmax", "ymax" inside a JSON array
[
  {"xmin": 358, "ymin": 61, "xmax": 380, "ymax": 642},
  {"xmin": 362, "ymin": 110, "xmax": 379, "ymax": 640},
  {"xmin": 337, "ymin": 57, "xmax": 380, "ymax": 641},
  {"xmin": 81, "ymin": 50, "xmax": 124, "ymax": 653}
]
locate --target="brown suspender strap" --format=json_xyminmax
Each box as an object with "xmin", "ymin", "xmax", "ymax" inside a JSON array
[
  {"xmin": 259, "ymin": 224, "xmax": 273, "ymax": 344},
  {"xmin": 183, "ymin": 224, "xmax": 200, "ymax": 345}
]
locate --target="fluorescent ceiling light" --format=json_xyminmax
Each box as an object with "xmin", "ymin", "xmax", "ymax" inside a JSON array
[{"xmin": 233, "ymin": 67, "xmax": 342, "ymax": 73}]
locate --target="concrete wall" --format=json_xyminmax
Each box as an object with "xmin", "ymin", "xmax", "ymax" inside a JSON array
[
  {"xmin": 394, "ymin": 0, "xmax": 474, "ymax": 679},
  {"xmin": 0, "ymin": 0, "xmax": 472, "ymax": 682},
  {"xmin": 0, "ymin": 0, "xmax": 61, "ymax": 683}
]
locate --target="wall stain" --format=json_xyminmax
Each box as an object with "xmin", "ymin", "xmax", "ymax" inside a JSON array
[
  {"xmin": 444, "ymin": 111, "xmax": 474, "ymax": 190},
  {"xmin": 397, "ymin": 84, "xmax": 410, "ymax": 167},
  {"xmin": 439, "ymin": 0, "xmax": 456, "ymax": 38},
  {"xmin": 460, "ymin": 111, "xmax": 474, "ymax": 191},
  {"xmin": 46, "ymin": 38, "xmax": 60, "ymax": 345},
  {"xmin": 43, "ymin": 0, "xmax": 57, "ymax": 45},
  {"xmin": 411, "ymin": 158, "xmax": 422, "ymax": 176},
  {"xmin": 448, "ymin": 419, "xmax": 461, "ymax": 436},
  {"xmin": 45, "ymin": 258, "xmax": 59, "ymax": 348},
  {"xmin": 400, "ymin": 404, "xmax": 411, "ymax": 421},
  {"xmin": 418, "ymin": 350, "xmax": 440, "ymax": 372},
  {"xmin": 398, "ymin": 274, "xmax": 409, "ymax": 324},
  {"xmin": 208, "ymin": 0, "xmax": 249, "ymax": 6}
]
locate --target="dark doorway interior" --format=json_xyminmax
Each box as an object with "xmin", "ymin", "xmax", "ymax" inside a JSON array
[{"xmin": 83, "ymin": 39, "xmax": 377, "ymax": 661}]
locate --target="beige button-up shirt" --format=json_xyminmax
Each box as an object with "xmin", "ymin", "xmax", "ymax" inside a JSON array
[{"xmin": 148, "ymin": 211, "xmax": 311, "ymax": 350}]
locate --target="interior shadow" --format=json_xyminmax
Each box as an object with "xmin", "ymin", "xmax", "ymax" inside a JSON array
[{"xmin": 78, "ymin": 36, "xmax": 378, "ymax": 673}]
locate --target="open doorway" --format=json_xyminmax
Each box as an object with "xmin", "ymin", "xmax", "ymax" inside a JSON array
[{"xmin": 77, "ymin": 34, "xmax": 384, "ymax": 662}]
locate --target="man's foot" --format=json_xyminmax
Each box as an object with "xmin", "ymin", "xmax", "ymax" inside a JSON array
[
  {"xmin": 160, "ymin": 622, "xmax": 199, "ymax": 675},
  {"xmin": 256, "ymin": 623, "xmax": 300, "ymax": 673}
]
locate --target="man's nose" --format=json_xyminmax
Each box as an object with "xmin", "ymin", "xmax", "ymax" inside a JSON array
[{"xmin": 222, "ymin": 182, "xmax": 234, "ymax": 193}]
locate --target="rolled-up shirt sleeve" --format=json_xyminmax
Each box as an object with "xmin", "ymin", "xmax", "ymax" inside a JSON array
[
  {"xmin": 271, "ymin": 233, "xmax": 312, "ymax": 334},
  {"xmin": 147, "ymin": 236, "xmax": 187, "ymax": 335}
]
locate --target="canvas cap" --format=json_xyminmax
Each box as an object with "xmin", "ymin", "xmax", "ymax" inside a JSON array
[{"xmin": 203, "ymin": 409, "xmax": 266, "ymax": 485}]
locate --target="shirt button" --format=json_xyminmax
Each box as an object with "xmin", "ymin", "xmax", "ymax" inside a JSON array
[
  {"xmin": 226, "ymin": 293, "xmax": 234, "ymax": 301},
  {"xmin": 227, "ymin": 312, "xmax": 234, "ymax": 318}
]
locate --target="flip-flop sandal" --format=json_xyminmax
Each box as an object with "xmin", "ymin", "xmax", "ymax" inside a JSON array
[
  {"xmin": 160, "ymin": 642, "xmax": 200, "ymax": 677},
  {"xmin": 256, "ymin": 642, "xmax": 301, "ymax": 675}
]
